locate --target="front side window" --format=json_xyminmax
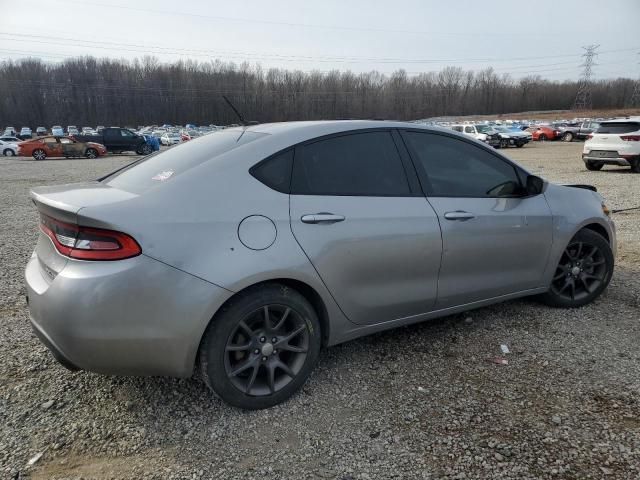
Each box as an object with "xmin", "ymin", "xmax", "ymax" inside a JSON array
[
  {"xmin": 121, "ymin": 129, "xmax": 135, "ymax": 137},
  {"xmin": 464, "ymin": 126, "xmax": 475, "ymax": 134},
  {"xmin": 403, "ymin": 132, "xmax": 523, "ymax": 198},
  {"xmin": 291, "ymin": 131, "xmax": 410, "ymax": 196}
]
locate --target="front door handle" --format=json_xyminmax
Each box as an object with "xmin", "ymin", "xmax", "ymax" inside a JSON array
[
  {"xmin": 301, "ymin": 213, "xmax": 345, "ymax": 224},
  {"xmin": 444, "ymin": 211, "xmax": 475, "ymax": 221}
]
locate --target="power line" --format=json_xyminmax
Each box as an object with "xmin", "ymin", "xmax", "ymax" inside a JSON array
[
  {"xmin": 627, "ymin": 53, "xmax": 640, "ymax": 107},
  {"xmin": 573, "ymin": 45, "xmax": 599, "ymax": 110}
]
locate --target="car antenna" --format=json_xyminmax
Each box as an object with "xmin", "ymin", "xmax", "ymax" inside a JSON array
[{"xmin": 222, "ymin": 95, "xmax": 249, "ymax": 126}]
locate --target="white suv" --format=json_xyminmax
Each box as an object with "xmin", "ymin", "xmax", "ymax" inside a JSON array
[
  {"xmin": 583, "ymin": 119, "xmax": 640, "ymax": 172},
  {"xmin": 450, "ymin": 124, "xmax": 500, "ymax": 147}
]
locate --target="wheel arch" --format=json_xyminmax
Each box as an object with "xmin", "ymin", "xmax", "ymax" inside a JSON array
[
  {"xmin": 581, "ymin": 222, "xmax": 610, "ymax": 244},
  {"xmin": 195, "ymin": 277, "xmax": 331, "ymax": 371}
]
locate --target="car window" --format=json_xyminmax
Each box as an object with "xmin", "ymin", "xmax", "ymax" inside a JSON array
[
  {"xmin": 403, "ymin": 132, "xmax": 522, "ymax": 198},
  {"xmin": 451, "ymin": 126, "xmax": 463, "ymax": 132},
  {"xmin": 121, "ymin": 129, "xmax": 135, "ymax": 137},
  {"xmin": 291, "ymin": 131, "xmax": 410, "ymax": 196},
  {"xmin": 464, "ymin": 126, "xmax": 475, "ymax": 134},
  {"xmin": 44, "ymin": 138, "xmax": 58, "ymax": 144},
  {"xmin": 595, "ymin": 122, "xmax": 640, "ymax": 134},
  {"xmin": 104, "ymin": 130, "xmax": 267, "ymax": 193},
  {"xmin": 250, "ymin": 150, "xmax": 293, "ymax": 193},
  {"xmin": 60, "ymin": 138, "xmax": 73, "ymax": 144}
]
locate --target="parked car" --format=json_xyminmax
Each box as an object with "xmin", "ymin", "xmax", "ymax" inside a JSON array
[
  {"xmin": 556, "ymin": 121, "xmax": 600, "ymax": 142},
  {"xmin": 96, "ymin": 126, "xmax": 105, "ymax": 133},
  {"xmin": 75, "ymin": 127, "xmax": 152, "ymax": 155},
  {"xmin": 18, "ymin": 136, "xmax": 107, "ymax": 160},
  {"xmin": 24, "ymin": 121, "xmax": 616, "ymax": 409},
  {"xmin": 82, "ymin": 127, "xmax": 96, "ymax": 135},
  {"xmin": 582, "ymin": 119, "xmax": 640, "ymax": 172},
  {"xmin": 67, "ymin": 125, "xmax": 77, "ymax": 134},
  {"xmin": 527, "ymin": 125, "xmax": 561, "ymax": 141},
  {"xmin": 0, "ymin": 135, "xmax": 21, "ymax": 143},
  {"xmin": 0, "ymin": 139, "xmax": 18, "ymax": 156},
  {"xmin": 3, "ymin": 127, "xmax": 16, "ymax": 136},
  {"xmin": 450, "ymin": 124, "xmax": 501, "ymax": 147},
  {"xmin": 19, "ymin": 127, "xmax": 33, "ymax": 140},
  {"xmin": 491, "ymin": 126, "xmax": 530, "ymax": 148},
  {"xmin": 51, "ymin": 126, "xmax": 64, "ymax": 137},
  {"xmin": 68, "ymin": 127, "xmax": 80, "ymax": 136},
  {"xmin": 161, "ymin": 132, "xmax": 182, "ymax": 145},
  {"xmin": 36, "ymin": 127, "xmax": 47, "ymax": 136}
]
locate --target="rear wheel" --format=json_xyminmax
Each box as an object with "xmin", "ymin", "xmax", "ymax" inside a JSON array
[
  {"xmin": 538, "ymin": 134, "xmax": 547, "ymax": 141},
  {"xmin": 516, "ymin": 141, "xmax": 524, "ymax": 148},
  {"xmin": 630, "ymin": 158, "xmax": 640, "ymax": 173},
  {"xmin": 586, "ymin": 161, "xmax": 604, "ymax": 171},
  {"xmin": 539, "ymin": 229, "xmax": 613, "ymax": 308},
  {"xmin": 199, "ymin": 283, "xmax": 322, "ymax": 409},
  {"xmin": 3, "ymin": 148, "xmax": 14, "ymax": 156},
  {"xmin": 139, "ymin": 144, "xmax": 153, "ymax": 155},
  {"xmin": 32, "ymin": 149, "xmax": 46, "ymax": 160},
  {"xmin": 85, "ymin": 148, "xmax": 98, "ymax": 159},
  {"xmin": 562, "ymin": 132, "xmax": 574, "ymax": 142}
]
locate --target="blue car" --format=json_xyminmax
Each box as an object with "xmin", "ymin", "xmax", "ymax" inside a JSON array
[{"xmin": 142, "ymin": 134, "xmax": 160, "ymax": 152}]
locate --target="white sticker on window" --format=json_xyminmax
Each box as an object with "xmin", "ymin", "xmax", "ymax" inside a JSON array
[{"xmin": 152, "ymin": 170, "xmax": 174, "ymax": 181}]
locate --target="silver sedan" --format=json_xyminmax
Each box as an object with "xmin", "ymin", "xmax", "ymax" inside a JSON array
[{"xmin": 25, "ymin": 121, "xmax": 616, "ymax": 409}]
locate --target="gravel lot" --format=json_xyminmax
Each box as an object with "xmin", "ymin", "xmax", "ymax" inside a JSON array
[{"xmin": 1, "ymin": 142, "xmax": 639, "ymax": 479}]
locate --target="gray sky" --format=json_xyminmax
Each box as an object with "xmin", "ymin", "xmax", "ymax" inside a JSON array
[{"xmin": 2, "ymin": 0, "xmax": 639, "ymax": 80}]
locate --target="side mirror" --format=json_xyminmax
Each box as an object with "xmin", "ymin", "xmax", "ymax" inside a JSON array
[{"xmin": 526, "ymin": 175, "xmax": 544, "ymax": 195}]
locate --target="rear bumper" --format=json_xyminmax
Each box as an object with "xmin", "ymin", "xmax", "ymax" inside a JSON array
[
  {"xmin": 582, "ymin": 154, "xmax": 635, "ymax": 166},
  {"xmin": 25, "ymin": 251, "xmax": 232, "ymax": 377}
]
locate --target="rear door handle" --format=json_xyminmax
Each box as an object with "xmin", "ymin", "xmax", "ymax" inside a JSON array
[
  {"xmin": 444, "ymin": 211, "xmax": 475, "ymax": 221},
  {"xmin": 301, "ymin": 213, "xmax": 345, "ymax": 224}
]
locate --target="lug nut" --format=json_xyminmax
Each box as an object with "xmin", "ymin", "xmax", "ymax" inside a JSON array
[
  {"xmin": 273, "ymin": 349, "xmax": 278, "ymax": 354},
  {"xmin": 254, "ymin": 349, "xmax": 260, "ymax": 354},
  {"xmin": 262, "ymin": 356, "xmax": 268, "ymax": 361},
  {"xmin": 260, "ymin": 337, "xmax": 266, "ymax": 343},
  {"xmin": 271, "ymin": 337, "xmax": 277, "ymax": 343}
]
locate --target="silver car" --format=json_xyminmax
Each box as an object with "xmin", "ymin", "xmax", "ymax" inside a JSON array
[{"xmin": 25, "ymin": 121, "xmax": 616, "ymax": 409}]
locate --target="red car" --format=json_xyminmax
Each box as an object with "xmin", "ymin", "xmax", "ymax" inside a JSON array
[
  {"xmin": 526, "ymin": 125, "xmax": 562, "ymax": 141},
  {"xmin": 18, "ymin": 136, "xmax": 107, "ymax": 160}
]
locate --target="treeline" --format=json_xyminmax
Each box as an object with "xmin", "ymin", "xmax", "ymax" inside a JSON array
[{"xmin": 0, "ymin": 56, "xmax": 637, "ymax": 127}]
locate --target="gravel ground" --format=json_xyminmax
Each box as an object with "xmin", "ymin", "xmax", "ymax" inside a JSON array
[{"xmin": 1, "ymin": 142, "xmax": 639, "ymax": 479}]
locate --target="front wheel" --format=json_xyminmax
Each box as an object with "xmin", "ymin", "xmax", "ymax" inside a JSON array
[
  {"xmin": 85, "ymin": 148, "xmax": 98, "ymax": 159},
  {"xmin": 516, "ymin": 142, "xmax": 524, "ymax": 148},
  {"xmin": 500, "ymin": 138, "xmax": 509, "ymax": 148},
  {"xmin": 538, "ymin": 134, "xmax": 547, "ymax": 141},
  {"xmin": 199, "ymin": 283, "xmax": 322, "ymax": 409},
  {"xmin": 139, "ymin": 144, "xmax": 152, "ymax": 155},
  {"xmin": 586, "ymin": 161, "xmax": 604, "ymax": 171},
  {"xmin": 3, "ymin": 148, "xmax": 14, "ymax": 156},
  {"xmin": 32, "ymin": 149, "xmax": 46, "ymax": 160},
  {"xmin": 538, "ymin": 229, "xmax": 613, "ymax": 308}
]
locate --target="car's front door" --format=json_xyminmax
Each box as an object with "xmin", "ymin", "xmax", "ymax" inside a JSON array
[
  {"xmin": 289, "ymin": 130, "xmax": 442, "ymax": 326},
  {"xmin": 401, "ymin": 130, "xmax": 553, "ymax": 309},
  {"xmin": 43, "ymin": 138, "xmax": 63, "ymax": 157}
]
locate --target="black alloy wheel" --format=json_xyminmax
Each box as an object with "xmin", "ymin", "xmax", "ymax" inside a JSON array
[
  {"xmin": 199, "ymin": 283, "xmax": 321, "ymax": 409},
  {"xmin": 540, "ymin": 229, "xmax": 613, "ymax": 308}
]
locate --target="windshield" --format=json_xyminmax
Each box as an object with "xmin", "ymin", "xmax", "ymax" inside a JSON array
[
  {"xmin": 104, "ymin": 130, "xmax": 268, "ymax": 193},
  {"xmin": 595, "ymin": 122, "xmax": 638, "ymax": 134}
]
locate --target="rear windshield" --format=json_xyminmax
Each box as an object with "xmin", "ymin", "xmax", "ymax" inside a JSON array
[
  {"xmin": 103, "ymin": 130, "xmax": 267, "ymax": 193},
  {"xmin": 595, "ymin": 122, "xmax": 640, "ymax": 134}
]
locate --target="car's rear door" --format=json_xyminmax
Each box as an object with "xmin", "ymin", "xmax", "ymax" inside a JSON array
[
  {"xmin": 289, "ymin": 130, "xmax": 442, "ymax": 326},
  {"xmin": 400, "ymin": 130, "xmax": 553, "ymax": 309}
]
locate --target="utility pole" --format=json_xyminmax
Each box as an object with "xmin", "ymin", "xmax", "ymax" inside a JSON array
[
  {"xmin": 573, "ymin": 44, "xmax": 599, "ymax": 111},
  {"xmin": 627, "ymin": 53, "xmax": 640, "ymax": 108}
]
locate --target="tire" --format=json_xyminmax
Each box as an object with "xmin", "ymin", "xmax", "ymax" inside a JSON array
[
  {"xmin": 500, "ymin": 138, "xmax": 509, "ymax": 148},
  {"xmin": 538, "ymin": 134, "xmax": 547, "ymax": 142},
  {"xmin": 586, "ymin": 161, "xmax": 604, "ymax": 171},
  {"xmin": 3, "ymin": 148, "xmax": 14, "ymax": 157},
  {"xmin": 562, "ymin": 132, "xmax": 574, "ymax": 142},
  {"xmin": 199, "ymin": 283, "xmax": 322, "ymax": 409},
  {"xmin": 139, "ymin": 144, "xmax": 153, "ymax": 155},
  {"xmin": 85, "ymin": 148, "xmax": 98, "ymax": 159},
  {"xmin": 538, "ymin": 229, "xmax": 613, "ymax": 308},
  {"xmin": 516, "ymin": 141, "xmax": 524, "ymax": 148},
  {"xmin": 630, "ymin": 158, "xmax": 640, "ymax": 173},
  {"xmin": 32, "ymin": 149, "xmax": 46, "ymax": 160}
]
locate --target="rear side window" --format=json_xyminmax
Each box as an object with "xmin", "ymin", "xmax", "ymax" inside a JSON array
[
  {"xmin": 104, "ymin": 130, "xmax": 267, "ymax": 193},
  {"xmin": 250, "ymin": 150, "xmax": 293, "ymax": 193},
  {"xmin": 403, "ymin": 132, "xmax": 522, "ymax": 198},
  {"xmin": 595, "ymin": 122, "xmax": 640, "ymax": 134},
  {"xmin": 291, "ymin": 131, "xmax": 410, "ymax": 196}
]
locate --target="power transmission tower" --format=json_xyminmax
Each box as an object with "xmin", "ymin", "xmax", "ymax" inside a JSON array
[
  {"xmin": 573, "ymin": 44, "xmax": 599, "ymax": 111},
  {"xmin": 626, "ymin": 53, "xmax": 640, "ymax": 107}
]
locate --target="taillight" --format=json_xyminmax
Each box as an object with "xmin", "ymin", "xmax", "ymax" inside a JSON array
[
  {"xmin": 39, "ymin": 214, "xmax": 141, "ymax": 261},
  {"xmin": 586, "ymin": 134, "xmax": 593, "ymax": 140},
  {"xmin": 621, "ymin": 135, "xmax": 640, "ymax": 141}
]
